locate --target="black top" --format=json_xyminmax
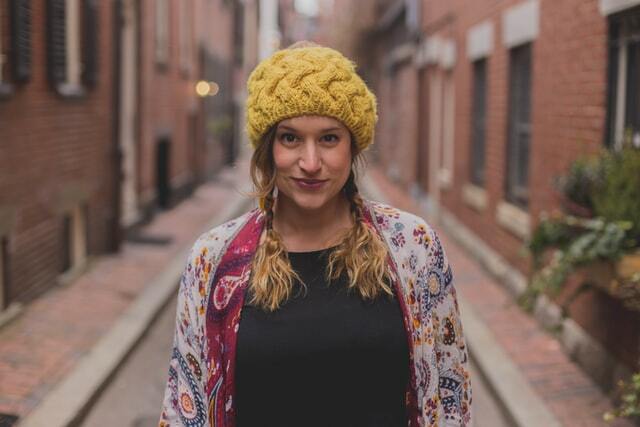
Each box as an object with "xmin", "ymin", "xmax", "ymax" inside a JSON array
[{"xmin": 235, "ymin": 246, "xmax": 410, "ymax": 427}]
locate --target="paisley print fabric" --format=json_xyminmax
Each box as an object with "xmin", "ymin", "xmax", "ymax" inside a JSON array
[{"xmin": 159, "ymin": 199, "xmax": 473, "ymax": 426}]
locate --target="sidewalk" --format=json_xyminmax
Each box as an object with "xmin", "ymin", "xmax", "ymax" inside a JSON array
[
  {"xmin": 362, "ymin": 165, "xmax": 633, "ymax": 427},
  {"xmin": 0, "ymin": 158, "xmax": 254, "ymax": 426}
]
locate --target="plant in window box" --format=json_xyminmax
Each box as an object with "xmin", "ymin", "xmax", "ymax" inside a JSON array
[
  {"xmin": 554, "ymin": 155, "xmax": 601, "ymax": 218},
  {"xmin": 523, "ymin": 145, "xmax": 640, "ymax": 311}
]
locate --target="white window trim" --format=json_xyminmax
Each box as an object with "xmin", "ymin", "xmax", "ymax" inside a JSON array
[
  {"xmin": 496, "ymin": 200, "xmax": 531, "ymax": 240},
  {"xmin": 600, "ymin": 0, "xmax": 640, "ymax": 15},
  {"xmin": 502, "ymin": 0, "xmax": 539, "ymax": 48},
  {"xmin": 417, "ymin": 36, "xmax": 457, "ymax": 69},
  {"xmin": 614, "ymin": 39, "xmax": 628, "ymax": 150},
  {"xmin": 439, "ymin": 72, "xmax": 455, "ymax": 188},
  {"xmin": 462, "ymin": 183, "xmax": 488, "ymax": 212},
  {"xmin": 467, "ymin": 20, "xmax": 494, "ymax": 61},
  {"xmin": 65, "ymin": 0, "xmax": 82, "ymax": 86},
  {"xmin": 440, "ymin": 40, "xmax": 457, "ymax": 70}
]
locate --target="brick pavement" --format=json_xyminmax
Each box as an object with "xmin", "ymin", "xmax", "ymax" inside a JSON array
[
  {"xmin": 365, "ymin": 165, "xmax": 634, "ymax": 427},
  {"xmin": 0, "ymin": 159, "xmax": 252, "ymax": 421}
]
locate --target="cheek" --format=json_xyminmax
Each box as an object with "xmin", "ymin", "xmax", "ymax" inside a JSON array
[{"xmin": 272, "ymin": 146, "xmax": 292, "ymax": 172}]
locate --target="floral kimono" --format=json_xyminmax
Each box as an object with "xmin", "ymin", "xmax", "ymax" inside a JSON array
[{"xmin": 159, "ymin": 199, "xmax": 473, "ymax": 427}]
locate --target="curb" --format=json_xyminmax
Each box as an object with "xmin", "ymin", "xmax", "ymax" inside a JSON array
[
  {"xmin": 359, "ymin": 172, "xmax": 562, "ymax": 427},
  {"xmin": 458, "ymin": 296, "xmax": 562, "ymax": 427},
  {"xmin": 18, "ymin": 188, "xmax": 255, "ymax": 427}
]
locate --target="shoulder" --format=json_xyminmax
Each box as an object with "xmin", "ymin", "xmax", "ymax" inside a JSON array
[
  {"xmin": 186, "ymin": 207, "xmax": 261, "ymax": 272},
  {"xmin": 176, "ymin": 208, "xmax": 261, "ymax": 318},
  {"xmin": 179, "ymin": 208, "xmax": 260, "ymax": 302},
  {"xmin": 363, "ymin": 198, "xmax": 449, "ymax": 269},
  {"xmin": 364, "ymin": 199, "xmax": 436, "ymax": 238}
]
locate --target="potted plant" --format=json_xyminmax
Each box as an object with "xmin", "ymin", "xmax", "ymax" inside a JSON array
[
  {"xmin": 525, "ymin": 145, "xmax": 640, "ymax": 310},
  {"xmin": 526, "ymin": 144, "xmax": 640, "ymax": 423}
]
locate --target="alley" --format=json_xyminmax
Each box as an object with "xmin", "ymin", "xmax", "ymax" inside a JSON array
[{"xmin": 2, "ymin": 0, "xmax": 639, "ymax": 426}]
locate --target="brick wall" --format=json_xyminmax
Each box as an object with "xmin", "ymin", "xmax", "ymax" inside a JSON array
[
  {"xmin": 0, "ymin": 1, "xmax": 116, "ymax": 303},
  {"xmin": 424, "ymin": 0, "xmax": 639, "ymax": 371},
  {"xmin": 137, "ymin": 0, "xmax": 235, "ymax": 212}
]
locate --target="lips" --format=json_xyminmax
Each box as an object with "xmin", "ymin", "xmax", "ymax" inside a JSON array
[
  {"xmin": 292, "ymin": 178, "xmax": 328, "ymax": 189},
  {"xmin": 294, "ymin": 178, "xmax": 326, "ymax": 184}
]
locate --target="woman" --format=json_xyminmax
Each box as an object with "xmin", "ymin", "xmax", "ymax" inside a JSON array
[{"xmin": 159, "ymin": 43, "xmax": 472, "ymax": 427}]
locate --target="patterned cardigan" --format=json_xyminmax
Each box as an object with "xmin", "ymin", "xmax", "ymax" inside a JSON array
[{"xmin": 159, "ymin": 199, "xmax": 473, "ymax": 427}]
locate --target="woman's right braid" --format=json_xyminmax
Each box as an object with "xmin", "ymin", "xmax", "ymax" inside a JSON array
[
  {"xmin": 343, "ymin": 168, "xmax": 364, "ymax": 224},
  {"xmin": 263, "ymin": 189, "xmax": 276, "ymax": 231}
]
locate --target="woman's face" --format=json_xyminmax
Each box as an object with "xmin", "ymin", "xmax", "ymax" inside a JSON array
[{"xmin": 272, "ymin": 115, "xmax": 352, "ymax": 213}]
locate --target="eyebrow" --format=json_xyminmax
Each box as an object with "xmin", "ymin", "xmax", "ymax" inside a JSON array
[{"xmin": 277, "ymin": 125, "xmax": 344, "ymax": 133}]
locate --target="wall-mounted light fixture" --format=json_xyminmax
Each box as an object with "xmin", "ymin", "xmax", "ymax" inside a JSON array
[{"xmin": 195, "ymin": 80, "xmax": 220, "ymax": 97}]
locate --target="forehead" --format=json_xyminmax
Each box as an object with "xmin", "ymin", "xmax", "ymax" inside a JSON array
[{"xmin": 277, "ymin": 115, "xmax": 348, "ymax": 132}]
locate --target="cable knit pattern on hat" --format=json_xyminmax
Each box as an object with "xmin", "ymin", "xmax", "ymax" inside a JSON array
[{"xmin": 246, "ymin": 46, "xmax": 378, "ymax": 152}]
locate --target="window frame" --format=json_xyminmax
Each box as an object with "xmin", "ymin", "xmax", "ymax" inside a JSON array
[
  {"xmin": 47, "ymin": 0, "xmax": 98, "ymax": 97},
  {"xmin": 470, "ymin": 58, "xmax": 488, "ymax": 187},
  {"xmin": 606, "ymin": 6, "xmax": 640, "ymax": 149},
  {"xmin": 505, "ymin": 43, "xmax": 533, "ymax": 208}
]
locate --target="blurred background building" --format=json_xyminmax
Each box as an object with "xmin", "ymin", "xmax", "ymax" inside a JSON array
[
  {"xmin": 0, "ymin": 0, "xmax": 264, "ymax": 311},
  {"xmin": 315, "ymin": 0, "xmax": 640, "ymax": 399},
  {"xmin": 1, "ymin": 0, "xmax": 640, "ymax": 423}
]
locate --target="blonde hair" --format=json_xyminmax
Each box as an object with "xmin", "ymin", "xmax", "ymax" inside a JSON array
[{"xmin": 247, "ymin": 126, "xmax": 394, "ymax": 311}]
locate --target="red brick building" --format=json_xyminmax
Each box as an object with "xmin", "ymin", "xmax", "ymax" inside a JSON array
[
  {"xmin": 131, "ymin": 0, "xmax": 243, "ymax": 223},
  {"xmin": 0, "ymin": 0, "xmax": 247, "ymax": 316},
  {"xmin": 348, "ymin": 0, "xmax": 640, "ymax": 392},
  {"xmin": 0, "ymin": 0, "xmax": 117, "ymax": 309}
]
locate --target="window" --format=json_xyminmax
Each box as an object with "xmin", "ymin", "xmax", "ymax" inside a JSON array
[
  {"xmin": 47, "ymin": 0, "xmax": 98, "ymax": 95},
  {"xmin": 607, "ymin": 6, "xmax": 640, "ymax": 149},
  {"xmin": 505, "ymin": 43, "xmax": 532, "ymax": 207},
  {"xmin": 155, "ymin": 0, "xmax": 169, "ymax": 66},
  {"xmin": 0, "ymin": 0, "xmax": 31, "ymax": 96},
  {"xmin": 470, "ymin": 59, "xmax": 488, "ymax": 186},
  {"xmin": 61, "ymin": 205, "xmax": 88, "ymax": 275}
]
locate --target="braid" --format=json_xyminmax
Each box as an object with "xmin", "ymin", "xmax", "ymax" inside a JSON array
[{"xmin": 326, "ymin": 169, "xmax": 394, "ymax": 299}]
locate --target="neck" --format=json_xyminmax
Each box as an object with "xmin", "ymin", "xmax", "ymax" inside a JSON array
[{"xmin": 271, "ymin": 193, "xmax": 354, "ymax": 250}]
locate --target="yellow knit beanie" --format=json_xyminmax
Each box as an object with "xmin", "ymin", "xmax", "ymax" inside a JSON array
[{"xmin": 245, "ymin": 45, "xmax": 377, "ymax": 152}]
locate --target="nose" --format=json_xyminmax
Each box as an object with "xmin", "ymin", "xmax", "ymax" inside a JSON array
[{"xmin": 298, "ymin": 140, "xmax": 321, "ymax": 175}]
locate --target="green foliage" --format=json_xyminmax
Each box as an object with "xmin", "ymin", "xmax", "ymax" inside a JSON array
[
  {"xmin": 530, "ymin": 145, "xmax": 640, "ymax": 423},
  {"xmin": 523, "ymin": 216, "xmax": 634, "ymax": 308},
  {"xmin": 555, "ymin": 155, "xmax": 602, "ymax": 212},
  {"xmin": 604, "ymin": 372, "xmax": 640, "ymax": 423},
  {"xmin": 592, "ymin": 147, "xmax": 640, "ymax": 242}
]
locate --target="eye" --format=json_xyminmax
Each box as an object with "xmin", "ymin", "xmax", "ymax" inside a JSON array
[
  {"xmin": 278, "ymin": 132, "xmax": 298, "ymax": 144},
  {"xmin": 321, "ymin": 134, "xmax": 339, "ymax": 143}
]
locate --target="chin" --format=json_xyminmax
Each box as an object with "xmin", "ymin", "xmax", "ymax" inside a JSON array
[{"xmin": 290, "ymin": 195, "xmax": 330, "ymax": 211}]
